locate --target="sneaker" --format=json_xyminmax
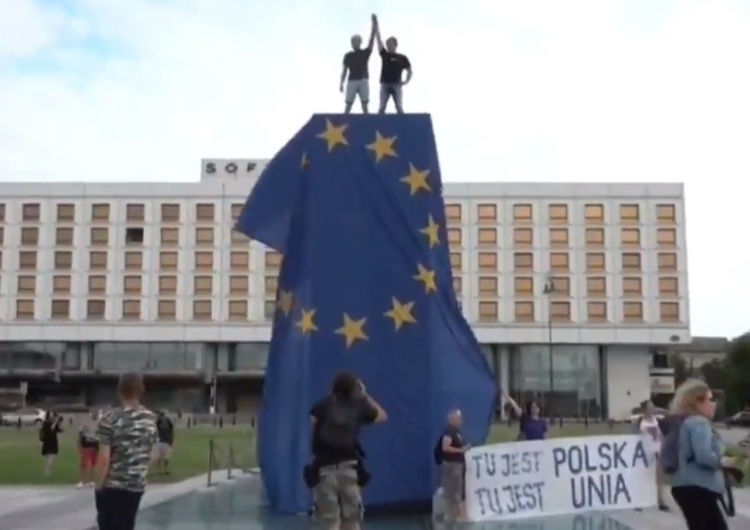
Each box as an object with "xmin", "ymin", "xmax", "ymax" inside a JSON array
[
  {"xmin": 658, "ymin": 504, "xmax": 670, "ymax": 512},
  {"xmin": 87, "ymin": 482, "xmax": 95, "ymax": 488},
  {"xmin": 76, "ymin": 482, "xmax": 85, "ymax": 489}
]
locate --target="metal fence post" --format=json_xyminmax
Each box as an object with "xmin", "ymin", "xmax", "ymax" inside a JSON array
[{"xmin": 207, "ymin": 438, "xmax": 214, "ymax": 487}]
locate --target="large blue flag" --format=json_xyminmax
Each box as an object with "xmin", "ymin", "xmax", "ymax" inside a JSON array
[{"xmin": 236, "ymin": 114, "xmax": 498, "ymax": 514}]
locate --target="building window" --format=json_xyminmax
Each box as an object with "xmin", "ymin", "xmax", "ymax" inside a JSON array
[
  {"xmin": 622, "ymin": 252, "xmax": 641, "ymax": 272},
  {"xmin": 514, "ymin": 301, "xmax": 534, "ymax": 322},
  {"xmin": 477, "ymin": 204, "xmax": 497, "ymax": 223},
  {"xmin": 91, "ymin": 203, "xmax": 110, "ymax": 221},
  {"xmin": 586, "ymin": 277, "xmax": 606, "ymax": 297},
  {"xmin": 513, "ymin": 228, "xmax": 533, "ymax": 246},
  {"xmin": 195, "ymin": 251, "xmax": 213, "ymax": 270},
  {"xmin": 196, "ymin": 227, "xmax": 214, "ymax": 246},
  {"xmin": 54, "ymin": 251, "xmax": 72, "ymax": 270},
  {"xmin": 123, "ymin": 275, "xmax": 142, "ymax": 294},
  {"xmin": 51, "ymin": 299, "xmax": 70, "ymax": 319},
  {"xmin": 20, "ymin": 227, "xmax": 39, "ymax": 246},
  {"xmin": 159, "ymin": 251, "xmax": 178, "ymax": 270},
  {"xmin": 445, "ymin": 204, "xmax": 462, "ymax": 223},
  {"xmin": 196, "ymin": 203, "xmax": 215, "ymax": 221},
  {"xmin": 656, "ymin": 204, "xmax": 676, "ymax": 224},
  {"xmin": 192, "ymin": 300, "xmax": 212, "ymax": 321},
  {"xmin": 659, "ymin": 302, "xmax": 679, "ymax": 322},
  {"xmin": 623, "ymin": 301, "xmax": 643, "ymax": 322},
  {"xmin": 450, "ymin": 252, "xmax": 462, "ymax": 270},
  {"xmin": 22, "ymin": 203, "xmax": 41, "ymax": 221},
  {"xmin": 549, "ymin": 228, "xmax": 568, "ymax": 247},
  {"xmin": 86, "ymin": 300, "xmax": 106, "ymax": 320},
  {"xmin": 585, "ymin": 252, "xmax": 605, "ymax": 272},
  {"xmin": 514, "ymin": 277, "xmax": 534, "ymax": 296},
  {"xmin": 656, "ymin": 228, "xmax": 676, "ymax": 247},
  {"xmin": 447, "ymin": 228, "xmax": 462, "ymax": 245},
  {"xmin": 263, "ymin": 300, "xmax": 276, "ymax": 320},
  {"xmin": 265, "ymin": 275, "xmax": 278, "ymax": 295},
  {"xmin": 17, "ymin": 275, "xmax": 36, "ymax": 294},
  {"xmin": 126, "ymin": 204, "xmax": 145, "ymax": 222},
  {"xmin": 622, "ymin": 277, "xmax": 642, "ymax": 297},
  {"xmin": 658, "ymin": 277, "xmax": 679, "ymax": 296},
  {"xmin": 88, "ymin": 275, "xmax": 107, "ymax": 294},
  {"xmin": 657, "ymin": 252, "xmax": 677, "ymax": 271},
  {"xmin": 585, "ymin": 228, "xmax": 604, "ymax": 247},
  {"xmin": 122, "ymin": 300, "xmax": 141, "ymax": 320},
  {"xmin": 548, "ymin": 204, "xmax": 568, "ymax": 223},
  {"xmin": 16, "ymin": 299, "xmax": 35, "ymax": 320},
  {"xmin": 161, "ymin": 228, "xmax": 179, "ymax": 246},
  {"xmin": 0, "ymin": 227, "xmax": 3, "ymax": 244},
  {"xmin": 513, "ymin": 252, "xmax": 533, "ymax": 271},
  {"xmin": 90, "ymin": 227, "xmax": 109, "ymax": 246},
  {"xmin": 56, "ymin": 227, "xmax": 74, "ymax": 245},
  {"xmin": 513, "ymin": 204, "xmax": 533, "ymax": 222},
  {"xmin": 158, "ymin": 275, "xmax": 177, "ymax": 295},
  {"xmin": 231, "ymin": 229, "xmax": 249, "ymax": 245},
  {"xmin": 550, "ymin": 276, "xmax": 570, "ymax": 296},
  {"xmin": 478, "ymin": 228, "xmax": 497, "ymax": 246},
  {"xmin": 587, "ymin": 301, "xmax": 607, "ymax": 322},
  {"xmin": 125, "ymin": 227, "xmax": 144, "ymax": 245},
  {"xmin": 619, "ymin": 204, "xmax": 640, "ymax": 223},
  {"xmin": 90, "ymin": 251, "xmax": 108, "ymax": 270},
  {"xmin": 478, "ymin": 301, "xmax": 498, "ymax": 322},
  {"xmin": 265, "ymin": 251, "xmax": 283, "ymax": 269},
  {"xmin": 53, "ymin": 275, "xmax": 71, "ymax": 294},
  {"xmin": 549, "ymin": 252, "xmax": 569, "ymax": 272},
  {"xmin": 584, "ymin": 204, "xmax": 604, "ymax": 223},
  {"xmin": 229, "ymin": 275, "xmax": 249, "ymax": 295},
  {"xmin": 453, "ymin": 277, "xmax": 462, "ymax": 295},
  {"xmin": 621, "ymin": 228, "xmax": 640, "ymax": 246},
  {"xmin": 161, "ymin": 203, "xmax": 180, "ymax": 222},
  {"xmin": 228, "ymin": 300, "xmax": 248, "ymax": 320},
  {"xmin": 477, "ymin": 252, "xmax": 497, "ymax": 271},
  {"xmin": 19, "ymin": 251, "xmax": 37, "ymax": 270},
  {"xmin": 551, "ymin": 301, "xmax": 571, "ymax": 322},
  {"xmin": 231, "ymin": 203, "xmax": 243, "ymax": 220},
  {"xmin": 230, "ymin": 251, "xmax": 250, "ymax": 270},
  {"xmin": 0, "ymin": 204, "xmax": 4, "ymax": 221},
  {"xmin": 125, "ymin": 251, "xmax": 143, "ymax": 270},
  {"xmin": 158, "ymin": 300, "xmax": 176, "ymax": 320},
  {"xmin": 478, "ymin": 276, "xmax": 498, "ymax": 296},
  {"xmin": 194, "ymin": 276, "xmax": 213, "ymax": 294}
]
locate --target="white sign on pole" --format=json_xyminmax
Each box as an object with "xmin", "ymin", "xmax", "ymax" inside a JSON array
[{"xmin": 464, "ymin": 435, "xmax": 657, "ymax": 523}]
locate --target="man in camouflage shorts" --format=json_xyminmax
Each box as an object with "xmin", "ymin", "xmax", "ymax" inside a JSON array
[{"xmin": 94, "ymin": 373, "xmax": 158, "ymax": 530}]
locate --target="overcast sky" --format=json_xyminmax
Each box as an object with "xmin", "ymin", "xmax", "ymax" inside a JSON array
[{"xmin": 1, "ymin": 0, "xmax": 749, "ymax": 338}]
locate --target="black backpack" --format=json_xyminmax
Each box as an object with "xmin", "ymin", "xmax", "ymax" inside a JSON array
[{"xmin": 318, "ymin": 399, "xmax": 359, "ymax": 452}]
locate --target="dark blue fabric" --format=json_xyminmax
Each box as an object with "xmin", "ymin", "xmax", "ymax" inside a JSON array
[{"xmin": 236, "ymin": 114, "xmax": 498, "ymax": 515}]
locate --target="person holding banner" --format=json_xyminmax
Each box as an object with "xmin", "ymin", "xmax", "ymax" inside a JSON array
[
  {"xmin": 632, "ymin": 401, "xmax": 670, "ymax": 512},
  {"xmin": 503, "ymin": 391, "xmax": 547, "ymax": 441},
  {"xmin": 439, "ymin": 409, "xmax": 470, "ymax": 522}
]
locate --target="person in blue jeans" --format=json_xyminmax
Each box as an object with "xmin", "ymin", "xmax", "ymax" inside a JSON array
[
  {"xmin": 668, "ymin": 379, "xmax": 735, "ymax": 530},
  {"xmin": 503, "ymin": 391, "xmax": 547, "ymax": 441}
]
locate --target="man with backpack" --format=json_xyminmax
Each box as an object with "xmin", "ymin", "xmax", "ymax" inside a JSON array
[
  {"xmin": 309, "ymin": 372, "xmax": 388, "ymax": 530},
  {"xmin": 434, "ymin": 409, "xmax": 470, "ymax": 522}
]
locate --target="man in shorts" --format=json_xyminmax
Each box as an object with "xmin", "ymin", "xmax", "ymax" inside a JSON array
[
  {"xmin": 340, "ymin": 15, "xmax": 377, "ymax": 114},
  {"xmin": 77, "ymin": 409, "xmax": 99, "ymax": 488},
  {"xmin": 310, "ymin": 372, "xmax": 388, "ymax": 530},
  {"xmin": 373, "ymin": 16, "xmax": 412, "ymax": 114},
  {"xmin": 155, "ymin": 410, "xmax": 174, "ymax": 475},
  {"xmin": 440, "ymin": 409, "xmax": 469, "ymax": 522}
]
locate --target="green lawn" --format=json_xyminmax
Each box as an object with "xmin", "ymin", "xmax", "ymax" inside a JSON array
[{"xmin": 0, "ymin": 421, "xmax": 745, "ymax": 487}]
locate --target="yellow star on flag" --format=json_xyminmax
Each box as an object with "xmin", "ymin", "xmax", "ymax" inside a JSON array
[
  {"xmin": 301, "ymin": 152, "xmax": 310, "ymax": 170},
  {"xmin": 276, "ymin": 290, "xmax": 294, "ymax": 316},
  {"xmin": 316, "ymin": 119, "xmax": 348, "ymax": 152},
  {"xmin": 413, "ymin": 263, "xmax": 437, "ymax": 293},
  {"xmin": 420, "ymin": 215, "xmax": 440, "ymax": 248},
  {"xmin": 366, "ymin": 131, "xmax": 397, "ymax": 163},
  {"xmin": 384, "ymin": 297, "xmax": 417, "ymax": 331},
  {"xmin": 296, "ymin": 308, "xmax": 318, "ymax": 334},
  {"xmin": 335, "ymin": 313, "xmax": 368, "ymax": 348},
  {"xmin": 400, "ymin": 164, "xmax": 431, "ymax": 195}
]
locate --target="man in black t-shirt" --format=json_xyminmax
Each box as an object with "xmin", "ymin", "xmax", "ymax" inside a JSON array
[
  {"xmin": 440, "ymin": 409, "xmax": 469, "ymax": 522},
  {"xmin": 373, "ymin": 16, "xmax": 412, "ymax": 114},
  {"xmin": 310, "ymin": 372, "xmax": 387, "ymax": 530},
  {"xmin": 340, "ymin": 15, "xmax": 377, "ymax": 114}
]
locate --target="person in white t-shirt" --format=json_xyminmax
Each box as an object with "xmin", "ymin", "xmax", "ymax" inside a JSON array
[{"xmin": 633, "ymin": 401, "xmax": 670, "ymax": 511}]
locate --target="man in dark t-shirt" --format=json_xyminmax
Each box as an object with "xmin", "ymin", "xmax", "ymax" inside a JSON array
[
  {"xmin": 340, "ymin": 15, "xmax": 377, "ymax": 114},
  {"xmin": 374, "ymin": 16, "xmax": 412, "ymax": 114},
  {"xmin": 310, "ymin": 372, "xmax": 387, "ymax": 530}
]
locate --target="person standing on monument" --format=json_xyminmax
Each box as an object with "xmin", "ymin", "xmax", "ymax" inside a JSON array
[
  {"xmin": 340, "ymin": 15, "xmax": 377, "ymax": 114},
  {"xmin": 373, "ymin": 15, "xmax": 412, "ymax": 114}
]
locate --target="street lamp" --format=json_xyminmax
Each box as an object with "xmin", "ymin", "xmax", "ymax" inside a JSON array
[{"xmin": 543, "ymin": 275, "xmax": 555, "ymax": 411}]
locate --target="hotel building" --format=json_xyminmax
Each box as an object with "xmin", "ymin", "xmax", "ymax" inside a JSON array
[{"xmin": 0, "ymin": 159, "xmax": 689, "ymax": 419}]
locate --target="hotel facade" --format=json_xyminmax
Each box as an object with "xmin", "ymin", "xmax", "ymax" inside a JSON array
[{"xmin": 0, "ymin": 159, "xmax": 689, "ymax": 419}]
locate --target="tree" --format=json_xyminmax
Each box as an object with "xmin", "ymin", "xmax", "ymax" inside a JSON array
[
  {"xmin": 699, "ymin": 358, "xmax": 728, "ymax": 392},
  {"xmin": 671, "ymin": 353, "xmax": 691, "ymax": 387},
  {"xmin": 725, "ymin": 339, "xmax": 750, "ymax": 412}
]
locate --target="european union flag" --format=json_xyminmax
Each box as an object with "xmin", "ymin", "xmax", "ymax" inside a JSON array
[{"xmin": 236, "ymin": 114, "xmax": 498, "ymax": 514}]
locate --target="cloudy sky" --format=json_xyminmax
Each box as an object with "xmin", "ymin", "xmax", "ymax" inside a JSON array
[{"xmin": 1, "ymin": 0, "xmax": 749, "ymax": 337}]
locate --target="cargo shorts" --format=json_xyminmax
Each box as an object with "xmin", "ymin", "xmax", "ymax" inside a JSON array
[
  {"xmin": 441, "ymin": 461, "xmax": 465, "ymax": 503},
  {"xmin": 313, "ymin": 461, "xmax": 363, "ymax": 524}
]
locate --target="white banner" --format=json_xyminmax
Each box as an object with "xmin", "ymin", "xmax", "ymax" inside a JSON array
[{"xmin": 465, "ymin": 435, "xmax": 657, "ymax": 523}]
